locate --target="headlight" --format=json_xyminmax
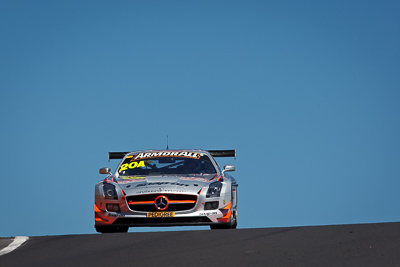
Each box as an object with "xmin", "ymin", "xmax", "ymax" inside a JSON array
[
  {"xmin": 206, "ymin": 182, "xmax": 223, "ymax": 198},
  {"xmin": 103, "ymin": 183, "xmax": 118, "ymax": 200}
]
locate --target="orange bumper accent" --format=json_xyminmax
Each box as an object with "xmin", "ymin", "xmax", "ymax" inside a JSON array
[
  {"xmin": 94, "ymin": 204, "xmax": 102, "ymax": 212},
  {"xmin": 217, "ymin": 201, "xmax": 232, "ymax": 222}
]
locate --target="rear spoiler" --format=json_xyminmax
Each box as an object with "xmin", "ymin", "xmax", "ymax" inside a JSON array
[
  {"xmin": 109, "ymin": 152, "xmax": 130, "ymax": 160},
  {"xmin": 207, "ymin": 150, "xmax": 236, "ymax": 158},
  {"xmin": 108, "ymin": 149, "xmax": 236, "ymax": 161}
]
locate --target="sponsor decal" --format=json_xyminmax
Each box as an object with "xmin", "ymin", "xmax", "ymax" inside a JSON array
[
  {"xmin": 136, "ymin": 189, "xmax": 187, "ymax": 194},
  {"xmin": 147, "ymin": 212, "xmax": 175, "ymax": 218},
  {"xmin": 136, "ymin": 188, "xmax": 162, "ymax": 194},
  {"xmin": 119, "ymin": 161, "xmax": 145, "ymax": 172},
  {"xmin": 107, "ymin": 213, "xmax": 125, "ymax": 217},
  {"xmin": 134, "ymin": 151, "xmax": 201, "ymax": 160},
  {"xmin": 120, "ymin": 176, "xmax": 146, "ymax": 180},
  {"xmin": 117, "ymin": 180, "xmax": 145, "ymax": 184},
  {"xmin": 135, "ymin": 182, "xmax": 190, "ymax": 187},
  {"xmin": 200, "ymin": 211, "xmax": 218, "ymax": 216},
  {"xmin": 180, "ymin": 177, "xmax": 209, "ymax": 182}
]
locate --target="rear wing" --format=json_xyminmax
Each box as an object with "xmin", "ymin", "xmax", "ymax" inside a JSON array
[
  {"xmin": 108, "ymin": 149, "xmax": 236, "ymax": 161},
  {"xmin": 207, "ymin": 150, "xmax": 236, "ymax": 158},
  {"xmin": 108, "ymin": 152, "xmax": 129, "ymax": 160}
]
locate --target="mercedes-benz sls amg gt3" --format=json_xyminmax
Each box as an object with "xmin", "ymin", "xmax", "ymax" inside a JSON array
[{"xmin": 94, "ymin": 149, "xmax": 238, "ymax": 233}]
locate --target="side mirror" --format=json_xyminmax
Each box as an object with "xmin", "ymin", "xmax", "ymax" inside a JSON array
[
  {"xmin": 99, "ymin": 167, "xmax": 112, "ymax": 175},
  {"xmin": 222, "ymin": 165, "xmax": 235, "ymax": 173}
]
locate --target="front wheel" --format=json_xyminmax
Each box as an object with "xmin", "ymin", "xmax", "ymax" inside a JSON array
[{"xmin": 210, "ymin": 211, "xmax": 237, "ymax": 230}]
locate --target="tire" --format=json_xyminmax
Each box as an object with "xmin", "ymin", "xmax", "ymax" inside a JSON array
[
  {"xmin": 231, "ymin": 211, "xmax": 237, "ymax": 229},
  {"xmin": 210, "ymin": 211, "xmax": 237, "ymax": 230},
  {"xmin": 95, "ymin": 226, "xmax": 129, "ymax": 233}
]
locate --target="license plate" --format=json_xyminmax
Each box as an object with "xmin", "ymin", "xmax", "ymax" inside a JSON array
[{"xmin": 147, "ymin": 212, "xmax": 175, "ymax": 218}]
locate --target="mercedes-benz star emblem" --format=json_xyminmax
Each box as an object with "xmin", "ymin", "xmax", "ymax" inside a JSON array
[{"xmin": 155, "ymin": 195, "xmax": 169, "ymax": 211}]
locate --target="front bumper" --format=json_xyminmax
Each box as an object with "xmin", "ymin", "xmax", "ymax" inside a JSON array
[{"xmin": 94, "ymin": 208, "xmax": 225, "ymax": 227}]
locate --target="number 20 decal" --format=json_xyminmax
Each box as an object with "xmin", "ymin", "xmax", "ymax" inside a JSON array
[{"xmin": 119, "ymin": 161, "xmax": 145, "ymax": 171}]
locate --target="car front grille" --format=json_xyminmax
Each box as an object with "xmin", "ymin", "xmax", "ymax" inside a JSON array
[{"xmin": 127, "ymin": 194, "xmax": 197, "ymax": 212}]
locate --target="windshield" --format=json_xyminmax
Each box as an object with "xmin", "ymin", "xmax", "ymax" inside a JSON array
[{"xmin": 117, "ymin": 152, "xmax": 217, "ymax": 176}]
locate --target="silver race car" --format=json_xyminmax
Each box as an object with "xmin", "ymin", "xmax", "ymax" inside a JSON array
[{"xmin": 94, "ymin": 149, "xmax": 238, "ymax": 233}]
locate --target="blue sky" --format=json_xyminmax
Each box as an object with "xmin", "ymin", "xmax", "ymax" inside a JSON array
[{"xmin": 1, "ymin": 0, "xmax": 400, "ymax": 237}]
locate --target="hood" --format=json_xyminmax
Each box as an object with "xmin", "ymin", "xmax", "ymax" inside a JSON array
[{"xmin": 116, "ymin": 175, "xmax": 215, "ymax": 195}]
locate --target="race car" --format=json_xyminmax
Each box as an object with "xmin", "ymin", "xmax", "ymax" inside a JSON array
[{"xmin": 94, "ymin": 149, "xmax": 238, "ymax": 233}]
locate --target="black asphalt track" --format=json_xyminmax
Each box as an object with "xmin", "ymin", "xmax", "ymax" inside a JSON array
[{"xmin": 1, "ymin": 222, "xmax": 400, "ymax": 266}]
